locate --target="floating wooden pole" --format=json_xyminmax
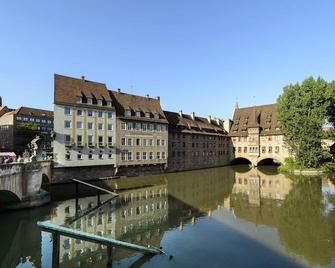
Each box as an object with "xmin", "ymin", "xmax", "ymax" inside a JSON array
[
  {"xmin": 71, "ymin": 178, "xmax": 119, "ymax": 197},
  {"xmin": 37, "ymin": 221, "xmax": 163, "ymax": 255}
]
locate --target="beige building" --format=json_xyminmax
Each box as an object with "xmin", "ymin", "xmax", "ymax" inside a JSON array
[
  {"xmin": 229, "ymin": 104, "xmax": 289, "ymax": 166},
  {"xmin": 111, "ymin": 90, "xmax": 169, "ymax": 175},
  {"xmin": 164, "ymin": 110, "xmax": 230, "ymax": 172},
  {"xmin": 53, "ymin": 74, "xmax": 117, "ymax": 168}
]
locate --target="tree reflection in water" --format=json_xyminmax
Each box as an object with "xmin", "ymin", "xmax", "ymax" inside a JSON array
[{"xmin": 278, "ymin": 177, "xmax": 335, "ymax": 266}]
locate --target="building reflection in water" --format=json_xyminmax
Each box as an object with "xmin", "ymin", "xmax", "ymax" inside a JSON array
[{"xmin": 1, "ymin": 166, "xmax": 335, "ymax": 268}]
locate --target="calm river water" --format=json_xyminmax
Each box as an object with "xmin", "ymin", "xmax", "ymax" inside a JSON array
[{"xmin": 1, "ymin": 166, "xmax": 335, "ymax": 268}]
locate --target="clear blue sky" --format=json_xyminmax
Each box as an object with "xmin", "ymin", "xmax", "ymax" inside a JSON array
[{"xmin": 0, "ymin": 0, "xmax": 334, "ymax": 118}]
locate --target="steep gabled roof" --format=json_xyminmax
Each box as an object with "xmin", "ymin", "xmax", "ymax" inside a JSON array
[
  {"xmin": 164, "ymin": 111, "xmax": 227, "ymax": 135},
  {"xmin": 54, "ymin": 74, "xmax": 112, "ymax": 106},
  {"xmin": 230, "ymin": 103, "xmax": 280, "ymax": 136},
  {"xmin": 111, "ymin": 90, "xmax": 168, "ymax": 123}
]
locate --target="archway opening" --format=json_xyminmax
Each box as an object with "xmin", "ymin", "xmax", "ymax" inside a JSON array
[
  {"xmin": 257, "ymin": 158, "xmax": 281, "ymax": 166},
  {"xmin": 230, "ymin": 157, "xmax": 252, "ymax": 166},
  {"xmin": 0, "ymin": 190, "xmax": 20, "ymax": 207}
]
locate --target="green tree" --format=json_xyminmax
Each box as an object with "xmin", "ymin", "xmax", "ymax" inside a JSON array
[{"xmin": 277, "ymin": 77, "xmax": 332, "ymax": 168}]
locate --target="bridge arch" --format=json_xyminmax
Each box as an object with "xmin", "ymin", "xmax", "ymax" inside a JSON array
[
  {"xmin": 257, "ymin": 157, "xmax": 281, "ymax": 166},
  {"xmin": 0, "ymin": 190, "xmax": 21, "ymax": 204},
  {"xmin": 230, "ymin": 157, "xmax": 252, "ymax": 165}
]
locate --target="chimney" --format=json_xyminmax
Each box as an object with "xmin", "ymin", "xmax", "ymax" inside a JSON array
[
  {"xmin": 81, "ymin": 75, "xmax": 85, "ymax": 81},
  {"xmin": 0, "ymin": 96, "xmax": 2, "ymax": 107},
  {"xmin": 190, "ymin": 112, "xmax": 195, "ymax": 120},
  {"xmin": 216, "ymin": 118, "xmax": 221, "ymax": 126},
  {"xmin": 117, "ymin": 88, "xmax": 121, "ymax": 93},
  {"xmin": 207, "ymin": 115, "xmax": 212, "ymax": 123},
  {"xmin": 178, "ymin": 110, "xmax": 183, "ymax": 117}
]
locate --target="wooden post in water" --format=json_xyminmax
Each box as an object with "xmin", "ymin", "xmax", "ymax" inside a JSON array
[
  {"xmin": 52, "ymin": 232, "xmax": 60, "ymax": 268},
  {"xmin": 107, "ymin": 246, "xmax": 113, "ymax": 267},
  {"xmin": 97, "ymin": 190, "xmax": 101, "ymax": 206},
  {"xmin": 75, "ymin": 181, "xmax": 79, "ymax": 217}
]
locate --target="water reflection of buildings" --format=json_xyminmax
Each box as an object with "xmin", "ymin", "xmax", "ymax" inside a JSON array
[
  {"xmin": 50, "ymin": 183, "xmax": 169, "ymax": 267},
  {"xmin": 227, "ymin": 167, "xmax": 293, "ymax": 227}
]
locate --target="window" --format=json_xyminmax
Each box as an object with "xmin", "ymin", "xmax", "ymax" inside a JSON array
[
  {"xmin": 76, "ymin": 121, "xmax": 83, "ymax": 129},
  {"xmin": 157, "ymin": 152, "xmax": 161, "ymax": 159},
  {"xmin": 87, "ymin": 97, "xmax": 93, "ymax": 105},
  {"xmin": 121, "ymin": 138, "xmax": 126, "ymax": 146},
  {"xmin": 16, "ymin": 116, "xmax": 22, "ymax": 121},
  {"xmin": 108, "ymin": 124, "xmax": 113, "ymax": 131},
  {"xmin": 108, "ymin": 136, "xmax": 113, "ymax": 147},
  {"xmin": 143, "ymin": 139, "xmax": 147, "ymax": 147},
  {"xmin": 149, "ymin": 152, "xmax": 154, "ymax": 160},
  {"xmin": 238, "ymin": 147, "xmax": 241, "ymax": 153},
  {"xmin": 161, "ymin": 140, "xmax": 165, "ymax": 146},
  {"xmin": 142, "ymin": 152, "xmax": 147, "ymax": 160},
  {"xmin": 108, "ymin": 112, "xmax": 113, "ymax": 118},
  {"xmin": 262, "ymin": 146, "xmax": 266, "ymax": 153},
  {"xmin": 156, "ymin": 139, "xmax": 161, "ymax": 146},
  {"xmin": 98, "ymin": 111, "xmax": 103, "ymax": 118},
  {"xmin": 127, "ymin": 138, "xmax": 132, "ymax": 146},
  {"xmin": 97, "ymin": 99, "xmax": 103, "ymax": 106},
  {"xmin": 154, "ymin": 113, "xmax": 159, "ymax": 119},
  {"xmin": 108, "ymin": 151, "xmax": 113, "ymax": 158},
  {"xmin": 244, "ymin": 147, "xmax": 247, "ymax": 153},
  {"xmin": 269, "ymin": 146, "xmax": 273, "ymax": 153},
  {"xmin": 88, "ymin": 151, "xmax": 93, "ymax": 160},
  {"xmin": 121, "ymin": 122, "xmax": 126, "ymax": 130},
  {"xmin": 136, "ymin": 152, "xmax": 141, "ymax": 160},
  {"xmin": 88, "ymin": 135, "xmax": 93, "ymax": 146},
  {"xmin": 23, "ymin": 117, "xmax": 28, "ymax": 121},
  {"xmin": 275, "ymin": 146, "xmax": 280, "ymax": 153},
  {"xmin": 135, "ymin": 123, "xmax": 141, "ymax": 131},
  {"xmin": 149, "ymin": 139, "xmax": 153, "ymax": 146},
  {"xmin": 149, "ymin": 124, "xmax": 154, "ymax": 131},
  {"xmin": 127, "ymin": 151, "xmax": 132, "ymax": 161},
  {"xmin": 77, "ymin": 135, "xmax": 83, "ymax": 146},
  {"xmin": 76, "ymin": 96, "xmax": 82, "ymax": 103},
  {"xmin": 98, "ymin": 136, "xmax": 104, "ymax": 146},
  {"xmin": 65, "ymin": 135, "xmax": 71, "ymax": 146},
  {"xmin": 145, "ymin": 112, "xmax": 150, "ymax": 118},
  {"xmin": 29, "ymin": 118, "xmax": 35, "ymax": 122},
  {"xmin": 125, "ymin": 109, "xmax": 131, "ymax": 116},
  {"xmin": 88, "ymin": 122, "xmax": 93, "ymax": 130},
  {"xmin": 65, "ymin": 151, "xmax": 71, "ymax": 160},
  {"xmin": 136, "ymin": 111, "xmax": 141, "ymax": 117},
  {"xmin": 161, "ymin": 125, "xmax": 167, "ymax": 132},
  {"xmin": 142, "ymin": 123, "xmax": 147, "ymax": 132},
  {"xmin": 98, "ymin": 123, "xmax": 103, "ymax": 130},
  {"xmin": 64, "ymin": 121, "xmax": 71, "ymax": 128},
  {"xmin": 64, "ymin": 107, "xmax": 71, "ymax": 115},
  {"xmin": 121, "ymin": 151, "xmax": 126, "ymax": 161},
  {"xmin": 162, "ymin": 152, "xmax": 166, "ymax": 159},
  {"xmin": 156, "ymin": 124, "xmax": 161, "ymax": 132},
  {"xmin": 127, "ymin": 122, "xmax": 132, "ymax": 130},
  {"xmin": 107, "ymin": 100, "xmax": 112, "ymax": 107},
  {"xmin": 136, "ymin": 138, "xmax": 141, "ymax": 146},
  {"xmin": 99, "ymin": 151, "xmax": 103, "ymax": 159},
  {"xmin": 77, "ymin": 151, "xmax": 82, "ymax": 160},
  {"xmin": 77, "ymin": 109, "xmax": 82, "ymax": 116},
  {"xmin": 87, "ymin": 110, "xmax": 93, "ymax": 117}
]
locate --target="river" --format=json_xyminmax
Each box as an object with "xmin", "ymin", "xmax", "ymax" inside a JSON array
[{"xmin": 1, "ymin": 166, "xmax": 335, "ymax": 268}]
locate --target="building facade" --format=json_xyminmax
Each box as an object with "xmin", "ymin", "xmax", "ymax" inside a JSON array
[
  {"xmin": 111, "ymin": 90, "xmax": 169, "ymax": 175},
  {"xmin": 164, "ymin": 111, "xmax": 230, "ymax": 172},
  {"xmin": 0, "ymin": 103, "xmax": 53, "ymax": 155},
  {"xmin": 53, "ymin": 74, "xmax": 117, "ymax": 168},
  {"xmin": 229, "ymin": 104, "xmax": 289, "ymax": 166}
]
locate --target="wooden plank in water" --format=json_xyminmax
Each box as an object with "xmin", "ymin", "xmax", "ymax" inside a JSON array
[
  {"xmin": 71, "ymin": 178, "xmax": 119, "ymax": 197},
  {"xmin": 37, "ymin": 221, "xmax": 162, "ymax": 254}
]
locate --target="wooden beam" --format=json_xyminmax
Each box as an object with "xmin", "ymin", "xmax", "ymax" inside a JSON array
[
  {"xmin": 37, "ymin": 221, "xmax": 162, "ymax": 254},
  {"xmin": 71, "ymin": 178, "xmax": 119, "ymax": 197}
]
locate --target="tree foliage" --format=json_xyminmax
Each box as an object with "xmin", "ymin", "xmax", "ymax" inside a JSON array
[{"xmin": 277, "ymin": 77, "xmax": 334, "ymax": 168}]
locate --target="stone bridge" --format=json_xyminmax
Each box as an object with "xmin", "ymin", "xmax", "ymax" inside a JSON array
[
  {"xmin": 229, "ymin": 153, "xmax": 286, "ymax": 167},
  {"xmin": 0, "ymin": 161, "xmax": 52, "ymax": 207}
]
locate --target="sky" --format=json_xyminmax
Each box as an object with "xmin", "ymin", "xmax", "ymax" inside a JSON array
[{"xmin": 0, "ymin": 0, "xmax": 334, "ymax": 119}]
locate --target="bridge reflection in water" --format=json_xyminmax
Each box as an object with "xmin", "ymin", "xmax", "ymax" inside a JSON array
[{"xmin": 1, "ymin": 166, "xmax": 335, "ymax": 268}]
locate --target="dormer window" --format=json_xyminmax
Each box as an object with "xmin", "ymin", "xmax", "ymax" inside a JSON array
[
  {"xmin": 106, "ymin": 100, "xmax": 112, "ymax": 107},
  {"xmin": 87, "ymin": 97, "xmax": 93, "ymax": 105},
  {"xmin": 97, "ymin": 99, "xmax": 103, "ymax": 106},
  {"xmin": 76, "ymin": 96, "xmax": 82, "ymax": 104},
  {"xmin": 145, "ymin": 112, "xmax": 150, "ymax": 118},
  {"xmin": 154, "ymin": 113, "xmax": 159, "ymax": 119},
  {"xmin": 125, "ymin": 109, "xmax": 131, "ymax": 116},
  {"xmin": 136, "ymin": 111, "xmax": 141, "ymax": 117}
]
